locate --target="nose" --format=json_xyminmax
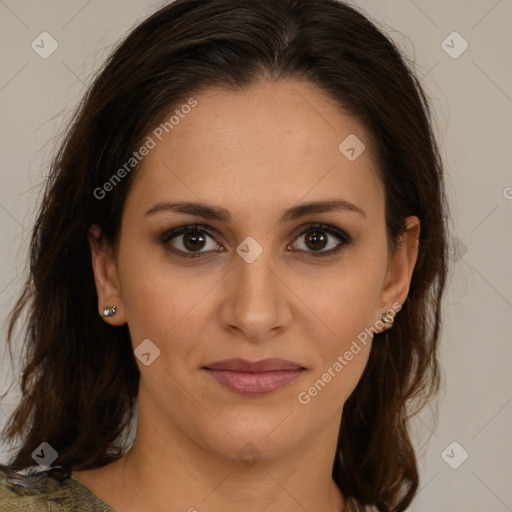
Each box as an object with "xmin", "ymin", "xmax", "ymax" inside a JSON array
[{"xmin": 218, "ymin": 245, "xmax": 292, "ymax": 343}]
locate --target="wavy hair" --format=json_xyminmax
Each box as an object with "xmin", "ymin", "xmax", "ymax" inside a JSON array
[{"xmin": 1, "ymin": 1, "xmax": 447, "ymax": 510}]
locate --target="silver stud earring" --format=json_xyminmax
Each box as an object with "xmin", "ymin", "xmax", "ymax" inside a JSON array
[{"xmin": 102, "ymin": 305, "xmax": 117, "ymax": 318}]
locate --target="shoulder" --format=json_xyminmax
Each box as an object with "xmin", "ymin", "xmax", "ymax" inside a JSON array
[
  {"xmin": 0, "ymin": 464, "xmax": 114, "ymax": 512},
  {"xmin": 0, "ymin": 464, "xmax": 73, "ymax": 511}
]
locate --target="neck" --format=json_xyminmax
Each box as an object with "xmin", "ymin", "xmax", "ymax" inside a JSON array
[{"xmin": 108, "ymin": 402, "xmax": 345, "ymax": 512}]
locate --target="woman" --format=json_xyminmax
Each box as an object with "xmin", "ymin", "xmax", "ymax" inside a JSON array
[{"xmin": 0, "ymin": 0, "xmax": 447, "ymax": 510}]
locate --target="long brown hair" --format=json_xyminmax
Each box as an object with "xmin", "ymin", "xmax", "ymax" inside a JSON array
[{"xmin": 1, "ymin": 1, "xmax": 448, "ymax": 510}]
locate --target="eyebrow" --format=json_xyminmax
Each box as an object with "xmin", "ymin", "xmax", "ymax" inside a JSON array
[{"xmin": 145, "ymin": 198, "xmax": 366, "ymax": 222}]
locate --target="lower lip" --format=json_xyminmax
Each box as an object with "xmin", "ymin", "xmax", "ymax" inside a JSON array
[{"xmin": 203, "ymin": 369, "xmax": 305, "ymax": 396}]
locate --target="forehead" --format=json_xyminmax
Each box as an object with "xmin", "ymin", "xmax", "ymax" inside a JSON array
[{"xmin": 126, "ymin": 79, "xmax": 383, "ymax": 219}]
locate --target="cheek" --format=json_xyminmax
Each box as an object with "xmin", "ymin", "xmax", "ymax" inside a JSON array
[
  {"xmin": 294, "ymin": 270, "xmax": 379, "ymax": 413},
  {"xmin": 119, "ymin": 257, "xmax": 215, "ymax": 348},
  {"xmin": 294, "ymin": 256, "xmax": 385, "ymax": 408},
  {"xmin": 115, "ymin": 226, "xmax": 171, "ymax": 314},
  {"xmin": 299, "ymin": 258, "xmax": 386, "ymax": 346},
  {"xmin": 116, "ymin": 236, "xmax": 225, "ymax": 379}
]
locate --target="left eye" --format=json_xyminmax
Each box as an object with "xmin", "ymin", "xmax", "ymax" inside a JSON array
[
  {"xmin": 297, "ymin": 225, "xmax": 348, "ymax": 256},
  {"xmin": 290, "ymin": 223, "xmax": 350, "ymax": 257}
]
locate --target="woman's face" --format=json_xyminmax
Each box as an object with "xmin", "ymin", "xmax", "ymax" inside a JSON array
[{"xmin": 90, "ymin": 79, "xmax": 419, "ymax": 463}]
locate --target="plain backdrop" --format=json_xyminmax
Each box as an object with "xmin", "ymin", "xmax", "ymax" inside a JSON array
[{"xmin": 0, "ymin": 1, "xmax": 511, "ymax": 511}]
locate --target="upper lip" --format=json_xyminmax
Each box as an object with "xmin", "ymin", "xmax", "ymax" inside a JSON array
[{"xmin": 202, "ymin": 358, "xmax": 304, "ymax": 372}]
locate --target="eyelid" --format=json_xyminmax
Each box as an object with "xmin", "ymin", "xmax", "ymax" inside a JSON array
[
  {"xmin": 158, "ymin": 222, "xmax": 352, "ymax": 258},
  {"xmin": 159, "ymin": 223, "xmax": 220, "ymax": 244}
]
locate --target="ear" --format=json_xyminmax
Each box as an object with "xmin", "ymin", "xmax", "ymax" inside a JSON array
[
  {"xmin": 88, "ymin": 224, "xmax": 126, "ymax": 326},
  {"xmin": 377, "ymin": 216, "xmax": 420, "ymax": 324}
]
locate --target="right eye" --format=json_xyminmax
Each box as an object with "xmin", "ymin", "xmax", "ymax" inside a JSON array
[{"xmin": 159, "ymin": 224, "xmax": 224, "ymax": 258}]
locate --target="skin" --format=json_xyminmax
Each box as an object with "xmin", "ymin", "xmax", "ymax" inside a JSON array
[{"xmin": 74, "ymin": 79, "xmax": 420, "ymax": 512}]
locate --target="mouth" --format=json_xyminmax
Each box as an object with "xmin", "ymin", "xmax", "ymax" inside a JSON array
[{"xmin": 201, "ymin": 358, "xmax": 306, "ymax": 396}]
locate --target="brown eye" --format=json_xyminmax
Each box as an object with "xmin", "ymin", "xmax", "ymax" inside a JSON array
[
  {"xmin": 160, "ymin": 225, "xmax": 222, "ymax": 258},
  {"xmin": 159, "ymin": 223, "xmax": 351, "ymax": 260},
  {"xmin": 303, "ymin": 231, "xmax": 328, "ymax": 251},
  {"xmin": 290, "ymin": 223, "xmax": 351, "ymax": 258},
  {"xmin": 182, "ymin": 231, "xmax": 207, "ymax": 252}
]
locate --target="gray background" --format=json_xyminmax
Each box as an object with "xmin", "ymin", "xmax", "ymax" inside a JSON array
[{"xmin": 1, "ymin": 1, "xmax": 511, "ymax": 510}]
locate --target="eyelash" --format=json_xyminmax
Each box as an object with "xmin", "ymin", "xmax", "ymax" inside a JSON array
[{"xmin": 158, "ymin": 223, "xmax": 352, "ymax": 259}]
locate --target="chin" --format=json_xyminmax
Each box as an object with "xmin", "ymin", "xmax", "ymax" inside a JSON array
[{"xmin": 192, "ymin": 406, "xmax": 310, "ymax": 463}]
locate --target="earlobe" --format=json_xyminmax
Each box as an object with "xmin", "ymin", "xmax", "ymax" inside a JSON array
[
  {"xmin": 88, "ymin": 224, "xmax": 126, "ymax": 325},
  {"xmin": 377, "ymin": 215, "xmax": 420, "ymax": 324}
]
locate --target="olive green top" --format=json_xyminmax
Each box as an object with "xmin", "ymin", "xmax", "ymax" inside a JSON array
[
  {"xmin": 0, "ymin": 465, "xmax": 364, "ymax": 511},
  {"xmin": 0, "ymin": 466, "xmax": 115, "ymax": 511}
]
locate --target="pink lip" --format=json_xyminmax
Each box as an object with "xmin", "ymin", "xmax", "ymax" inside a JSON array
[{"xmin": 202, "ymin": 358, "xmax": 306, "ymax": 396}]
